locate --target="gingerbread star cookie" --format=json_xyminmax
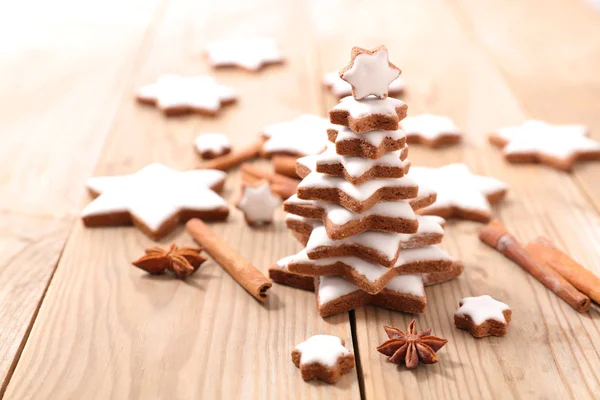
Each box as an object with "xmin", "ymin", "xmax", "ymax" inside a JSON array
[
  {"xmin": 236, "ymin": 182, "xmax": 281, "ymax": 227},
  {"xmin": 195, "ymin": 133, "xmax": 232, "ymax": 160},
  {"xmin": 339, "ymin": 45, "xmax": 401, "ymax": 100},
  {"xmin": 489, "ymin": 120, "xmax": 600, "ymax": 171},
  {"xmin": 288, "ymin": 244, "xmax": 454, "ymax": 296},
  {"xmin": 136, "ymin": 74, "xmax": 236, "ymax": 116},
  {"xmin": 261, "ymin": 114, "xmax": 330, "ymax": 157},
  {"xmin": 327, "ymin": 125, "xmax": 407, "ymax": 159},
  {"xmin": 292, "ymin": 335, "xmax": 355, "ymax": 383},
  {"xmin": 454, "ymin": 295, "xmax": 512, "ymax": 338},
  {"xmin": 205, "ymin": 37, "xmax": 284, "ymax": 72},
  {"xmin": 307, "ymin": 143, "xmax": 410, "ymax": 185},
  {"xmin": 297, "ymin": 171, "xmax": 419, "ymax": 214},
  {"xmin": 316, "ymin": 274, "xmax": 427, "ymax": 317},
  {"xmin": 81, "ymin": 163, "xmax": 229, "ymax": 240},
  {"xmin": 323, "ymin": 70, "xmax": 405, "ymax": 98},
  {"xmin": 400, "ymin": 114, "xmax": 462, "ymax": 148},
  {"xmin": 407, "ymin": 163, "xmax": 508, "ymax": 223},
  {"xmin": 329, "ymin": 96, "xmax": 408, "ymax": 133},
  {"xmin": 284, "ymin": 194, "xmax": 421, "ymax": 240}
]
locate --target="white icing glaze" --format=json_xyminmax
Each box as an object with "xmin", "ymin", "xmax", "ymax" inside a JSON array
[
  {"xmin": 284, "ymin": 212, "xmax": 322, "ymax": 227},
  {"xmin": 456, "ymin": 295, "xmax": 511, "ymax": 325},
  {"xmin": 305, "ymin": 219, "xmax": 442, "ymax": 261},
  {"xmin": 294, "ymin": 335, "xmax": 351, "ymax": 367},
  {"xmin": 316, "ymin": 143, "xmax": 409, "ymax": 178},
  {"xmin": 285, "ymin": 194, "xmax": 416, "ymax": 225},
  {"xmin": 205, "ymin": 37, "xmax": 283, "ymax": 71},
  {"xmin": 340, "ymin": 48, "xmax": 400, "ymax": 99},
  {"xmin": 323, "ymin": 71, "xmax": 405, "ymax": 98},
  {"xmin": 290, "ymin": 242, "xmax": 451, "ymax": 284},
  {"xmin": 317, "ymin": 276, "xmax": 359, "ymax": 305},
  {"xmin": 407, "ymin": 163, "xmax": 507, "ymax": 215},
  {"xmin": 136, "ymin": 74, "xmax": 236, "ymax": 113},
  {"xmin": 384, "ymin": 274, "xmax": 425, "ymax": 297},
  {"xmin": 331, "ymin": 125, "xmax": 406, "ymax": 146},
  {"xmin": 317, "ymin": 273, "xmax": 424, "ymax": 305},
  {"xmin": 332, "ymin": 96, "xmax": 406, "ymax": 118},
  {"xmin": 194, "ymin": 133, "xmax": 231, "ymax": 155},
  {"xmin": 262, "ymin": 114, "xmax": 330, "ymax": 156},
  {"xmin": 82, "ymin": 163, "xmax": 227, "ymax": 231},
  {"xmin": 495, "ymin": 120, "xmax": 599, "ymax": 160},
  {"xmin": 400, "ymin": 114, "xmax": 461, "ymax": 140},
  {"xmin": 298, "ymin": 171, "xmax": 418, "ymax": 201},
  {"xmin": 275, "ymin": 255, "xmax": 296, "ymax": 270},
  {"xmin": 237, "ymin": 182, "xmax": 281, "ymax": 224}
]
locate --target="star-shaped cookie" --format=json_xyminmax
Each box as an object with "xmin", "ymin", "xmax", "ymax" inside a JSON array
[
  {"xmin": 136, "ymin": 74, "xmax": 236, "ymax": 116},
  {"xmin": 194, "ymin": 133, "xmax": 232, "ymax": 160},
  {"xmin": 489, "ymin": 120, "xmax": 600, "ymax": 171},
  {"xmin": 292, "ymin": 335, "xmax": 355, "ymax": 383},
  {"xmin": 261, "ymin": 114, "xmax": 330, "ymax": 157},
  {"xmin": 339, "ymin": 45, "xmax": 401, "ymax": 100},
  {"xmin": 205, "ymin": 37, "xmax": 284, "ymax": 72},
  {"xmin": 287, "ymin": 243, "xmax": 453, "ymax": 295},
  {"xmin": 236, "ymin": 182, "xmax": 281, "ymax": 227},
  {"xmin": 407, "ymin": 163, "xmax": 507, "ymax": 223},
  {"xmin": 81, "ymin": 163, "xmax": 229, "ymax": 240},
  {"xmin": 316, "ymin": 274, "xmax": 427, "ymax": 317},
  {"xmin": 400, "ymin": 114, "xmax": 462, "ymax": 147},
  {"xmin": 454, "ymin": 295, "xmax": 512, "ymax": 337},
  {"xmin": 323, "ymin": 70, "xmax": 405, "ymax": 98}
]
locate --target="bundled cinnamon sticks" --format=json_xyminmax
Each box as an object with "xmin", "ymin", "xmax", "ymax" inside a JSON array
[{"xmin": 479, "ymin": 219, "xmax": 595, "ymax": 313}]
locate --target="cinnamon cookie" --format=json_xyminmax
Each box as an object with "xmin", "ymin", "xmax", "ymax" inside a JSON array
[{"xmin": 329, "ymin": 96, "xmax": 408, "ymax": 133}]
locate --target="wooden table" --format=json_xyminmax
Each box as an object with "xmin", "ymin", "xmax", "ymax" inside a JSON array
[{"xmin": 1, "ymin": 0, "xmax": 600, "ymax": 398}]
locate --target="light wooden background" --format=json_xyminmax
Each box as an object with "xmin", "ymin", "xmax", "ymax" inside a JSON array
[{"xmin": 1, "ymin": 0, "xmax": 600, "ymax": 399}]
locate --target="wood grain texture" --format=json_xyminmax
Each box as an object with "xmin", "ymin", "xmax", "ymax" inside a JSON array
[
  {"xmin": 2, "ymin": 0, "xmax": 359, "ymax": 398},
  {"xmin": 0, "ymin": 0, "xmax": 164, "ymax": 394},
  {"xmin": 312, "ymin": 0, "xmax": 600, "ymax": 399},
  {"xmin": 2, "ymin": 0, "xmax": 600, "ymax": 399},
  {"xmin": 447, "ymin": 0, "xmax": 600, "ymax": 211}
]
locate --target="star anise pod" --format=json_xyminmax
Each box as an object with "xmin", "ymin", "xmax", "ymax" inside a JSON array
[
  {"xmin": 132, "ymin": 244, "xmax": 207, "ymax": 279},
  {"xmin": 376, "ymin": 319, "xmax": 448, "ymax": 369}
]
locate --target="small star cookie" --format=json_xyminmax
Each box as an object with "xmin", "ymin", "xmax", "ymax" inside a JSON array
[
  {"xmin": 323, "ymin": 70, "xmax": 405, "ymax": 98},
  {"xmin": 195, "ymin": 133, "xmax": 232, "ymax": 160},
  {"xmin": 489, "ymin": 120, "xmax": 600, "ymax": 171},
  {"xmin": 339, "ymin": 45, "xmax": 401, "ymax": 100},
  {"xmin": 136, "ymin": 74, "xmax": 236, "ymax": 116},
  {"xmin": 261, "ymin": 114, "xmax": 330, "ymax": 157},
  {"xmin": 291, "ymin": 335, "xmax": 355, "ymax": 383},
  {"xmin": 407, "ymin": 163, "xmax": 508, "ymax": 223},
  {"xmin": 236, "ymin": 182, "xmax": 281, "ymax": 227},
  {"xmin": 400, "ymin": 114, "xmax": 462, "ymax": 148},
  {"xmin": 81, "ymin": 163, "xmax": 229, "ymax": 240},
  {"xmin": 454, "ymin": 295, "xmax": 512, "ymax": 338},
  {"xmin": 205, "ymin": 37, "xmax": 284, "ymax": 72}
]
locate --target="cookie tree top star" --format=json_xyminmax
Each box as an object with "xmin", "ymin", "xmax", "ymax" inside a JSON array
[{"xmin": 340, "ymin": 45, "xmax": 401, "ymax": 100}]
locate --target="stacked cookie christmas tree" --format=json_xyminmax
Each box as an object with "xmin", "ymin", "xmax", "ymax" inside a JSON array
[{"xmin": 270, "ymin": 46, "xmax": 462, "ymax": 317}]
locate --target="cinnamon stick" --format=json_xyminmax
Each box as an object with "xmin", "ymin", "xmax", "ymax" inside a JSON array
[
  {"xmin": 197, "ymin": 140, "xmax": 263, "ymax": 171},
  {"xmin": 186, "ymin": 219, "xmax": 272, "ymax": 302},
  {"xmin": 526, "ymin": 237, "xmax": 600, "ymax": 305},
  {"xmin": 479, "ymin": 219, "xmax": 590, "ymax": 313},
  {"xmin": 272, "ymin": 155, "xmax": 300, "ymax": 178}
]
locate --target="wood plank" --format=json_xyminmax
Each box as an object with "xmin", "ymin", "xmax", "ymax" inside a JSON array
[
  {"xmin": 447, "ymin": 0, "xmax": 600, "ymax": 210},
  {"xmin": 0, "ymin": 0, "xmax": 164, "ymax": 393},
  {"xmin": 311, "ymin": 0, "xmax": 600, "ymax": 398},
  {"xmin": 2, "ymin": 0, "xmax": 360, "ymax": 398}
]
